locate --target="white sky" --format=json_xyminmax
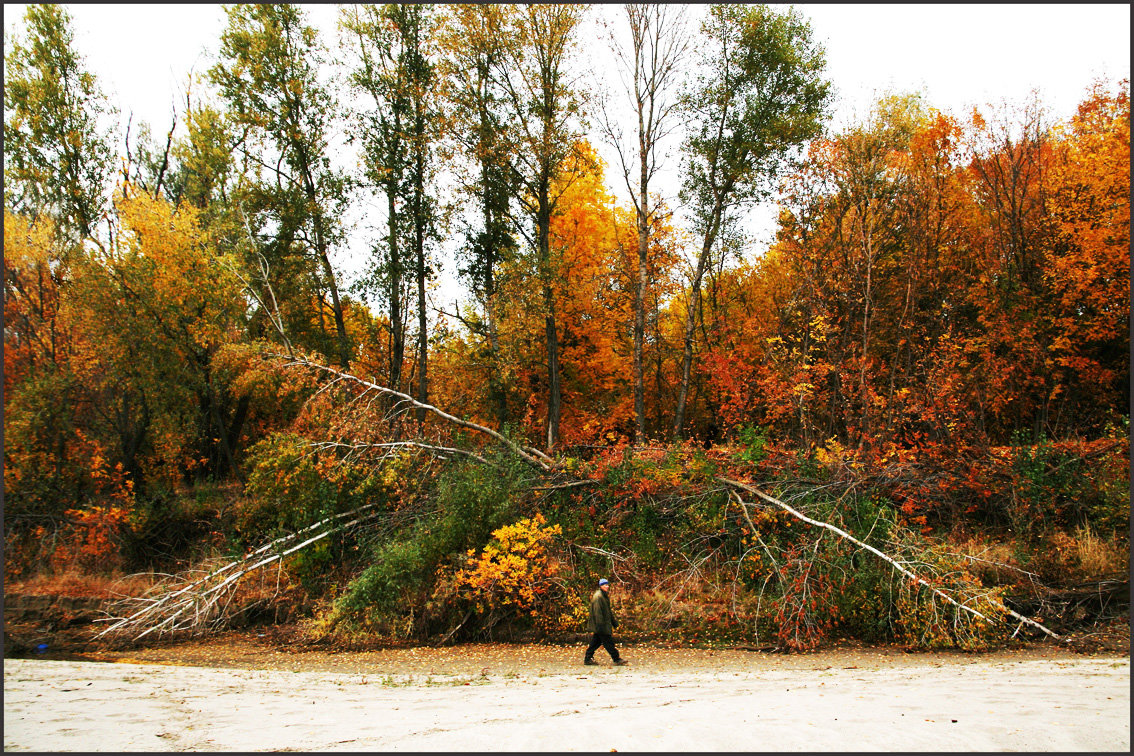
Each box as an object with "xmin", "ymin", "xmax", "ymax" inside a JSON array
[{"xmin": 5, "ymin": 3, "xmax": 1130, "ymax": 310}]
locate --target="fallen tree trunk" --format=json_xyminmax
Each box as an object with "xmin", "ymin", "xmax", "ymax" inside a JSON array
[
  {"xmin": 98, "ymin": 342, "xmax": 1078, "ymax": 648},
  {"xmin": 716, "ymin": 475, "xmax": 1065, "ymax": 642},
  {"xmin": 277, "ymin": 354, "xmax": 554, "ymax": 472},
  {"xmin": 95, "ymin": 353, "xmax": 569, "ymax": 643}
]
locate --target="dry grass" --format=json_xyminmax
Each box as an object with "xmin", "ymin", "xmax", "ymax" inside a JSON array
[
  {"xmin": 949, "ymin": 536, "xmax": 1028, "ymax": 586},
  {"xmin": 1070, "ymin": 525, "xmax": 1128, "ymax": 579},
  {"xmin": 5, "ymin": 570, "xmax": 162, "ymax": 599},
  {"xmin": 949, "ymin": 527, "xmax": 1128, "ymax": 587},
  {"xmin": 1025, "ymin": 527, "xmax": 1129, "ymax": 584}
]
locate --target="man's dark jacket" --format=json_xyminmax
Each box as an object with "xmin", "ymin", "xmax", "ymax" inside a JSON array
[{"xmin": 587, "ymin": 588, "xmax": 617, "ymax": 635}]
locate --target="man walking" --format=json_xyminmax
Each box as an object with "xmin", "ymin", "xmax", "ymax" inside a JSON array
[{"xmin": 584, "ymin": 578, "xmax": 627, "ymax": 666}]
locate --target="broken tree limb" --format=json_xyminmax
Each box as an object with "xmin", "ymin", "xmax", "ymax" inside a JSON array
[
  {"xmin": 433, "ymin": 609, "xmax": 474, "ymax": 647},
  {"xmin": 1005, "ymin": 579, "xmax": 1130, "ymax": 630},
  {"xmin": 131, "ymin": 513, "xmax": 383, "ymax": 642},
  {"xmin": 716, "ymin": 476, "xmax": 1065, "ymax": 642},
  {"xmin": 276, "ymin": 354, "xmax": 554, "ymax": 472},
  {"xmin": 531, "ymin": 479, "xmax": 599, "ymax": 491},
  {"xmin": 224, "ymin": 228, "xmax": 293, "ymax": 356},
  {"xmin": 309, "ymin": 440, "xmax": 494, "ymax": 467},
  {"xmin": 96, "ymin": 502, "xmax": 382, "ymax": 636}
]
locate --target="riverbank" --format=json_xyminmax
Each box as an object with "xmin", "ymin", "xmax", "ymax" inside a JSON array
[{"xmin": 4, "ymin": 641, "xmax": 1129, "ymax": 751}]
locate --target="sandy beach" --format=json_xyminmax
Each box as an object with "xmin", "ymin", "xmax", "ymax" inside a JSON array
[{"xmin": 3, "ymin": 643, "xmax": 1129, "ymax": 751}]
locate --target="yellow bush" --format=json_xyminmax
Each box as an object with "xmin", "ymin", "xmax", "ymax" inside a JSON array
[{"xmin": 454, "ymin": 514, "xmax": 563, "ymax": 617}]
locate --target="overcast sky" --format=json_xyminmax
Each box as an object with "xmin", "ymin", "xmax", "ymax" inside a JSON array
[
  {"xmin": 7, "ymin": 4, "xmax": 1125, "ymax": 135},
  {"xmin": 4, "ymin": 3, "xmax": 1130, "ymax": 307}
]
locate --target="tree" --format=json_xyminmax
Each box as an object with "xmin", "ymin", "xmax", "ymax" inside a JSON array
[
  {"xmin": 673, "ymin": 4, "xmax": 830, "ymax": 438},
  {"xmin": 748, "ymin": 95, "xmax": 969, "ymax": 449},
  {"xmin": 341, "ymin": 4, "xmax": 409, "ymax": 393},
  {"xmin": 703, "ymin": 84, "xmax": 1128, "ymax": 454},
  {"xmin": 165, "ymin": 97, "xmax": 250, "ymax": 273},
  {"xmin": 494, "ymin": 4, "xmax": 589, "ymax": 452},
  {"xmin": 4, "ymin": 189, "xmax": 250, "ymax": 522},
  {"xmin": 210, "ymin": 4, "xmax": 352, "ymax": 367},
  {"xmin": 1043, "ymin": 81, "xmax": 1130, "ymax": 433},
  {"xmin": 3, "ymin": 5, "xmax": 118, "ymax": 522},
  {"xmin": 437, "ymin": 4, "xmax": 521, "ymax": 431},
  {"xmin": 3, "ymin": 210, "xmax": 88, "ymax": 519},
  {"xmin": 600, "ymin": 4, "xmax": 690, "ymax": 445},
  {"xmin": 399, "ymin": 6, "xmax": 440, "ymax": 431},
  {"xmin": 3, "ymin": 211, "xmax": 72, "ymax": 386},
  {"xmin": 121, "ymin": 111, "xmax": 178, "ymax": 206},
  {"xmin": 342, "ymin": 4, "xmax": 440, "ymax": 427},
  {"xmin": 171, "ymin": 102, "xmax": 238, "ymax": 214},
  {"xmin": 4, "ymin": 3, "xmax": 116, "ymax": 242},
  {"xmin": 68, "ymin": 188, "xmax": 249, "ymax": 485},
  {"xmin": 548, "ymin": 146, "xmax": 684, "ymax": 445},
  {"xmin": 342, "ymin": 4, "xmax": 442, "ymax": 417},
  {"xmin": 824, "ymin": 94, "xmax": 925, "ymax": 447},
  {"xmin": 964, "ymin": 98, "xmax": 1058, "ymax": 439}
]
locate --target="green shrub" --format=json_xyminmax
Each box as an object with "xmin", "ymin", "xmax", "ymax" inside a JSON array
[
  {"xmin": 124, "ymin": 487, "xmax": 224, "ymax": 569},
  {"xmin": 1004, "ymin": 434, "xmax": 1130, "ymax": 539},
  {"xmin": 3, "ymin": 371, "xmax": 89, "ymax": 521},
  {"xmin": 735, "ymin": 424, "xmax": 771, "ymax": 464},
  {"xmin": 242, "ymin": 432, "xmax": 390, "ymax": 542},
  {"xmin": 328, "ymin": 453, "xmax": 529, "ymax": 635}
]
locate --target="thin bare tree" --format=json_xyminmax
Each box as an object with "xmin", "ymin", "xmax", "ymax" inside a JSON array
[{"xmin": 599, "ymin": 4, "xmax": 690, "ymax": 445}]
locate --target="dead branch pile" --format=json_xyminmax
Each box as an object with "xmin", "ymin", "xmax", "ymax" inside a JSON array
[
  {"xmin": 1005, "ymin": 579, "xmax": 1129, "ymax": 632},
  {"xmin": 92, "ymin": 354, "xmax": 1072, "ymax": 647},
  {"xmin": 95, "ymin": 503, "xmax": 389, "ymax": 642}
]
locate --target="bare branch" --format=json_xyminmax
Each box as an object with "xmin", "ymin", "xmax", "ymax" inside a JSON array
[
  {"xmin": 531, "ymin": 479, "xmax": 598, "ymax": 491},
  {"xmin": 97, "ymin": 503, "xmax": 389, "ymax": 640},
  {"xmin": 310, "ymin": 440, "xmax": 493, "ymax": 467}
]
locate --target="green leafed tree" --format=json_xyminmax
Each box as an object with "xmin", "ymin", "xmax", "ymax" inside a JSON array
[
  {"xmin": 209, "ymin": 3, "xmax": 352, "ymax": 367},
  {"xmin": 341, "ymin": 3, "xmax": 441, "ymax": 421},
  {"xmin": 673, "ymin": 3, "xmax": 831, "ymax": 438},
  {"xmin": 437, "ymin": 4, "xmax": 521, "ymax": 431},
  {"xmin": 3, "ymin": 3, "xmax": 117, "ymax": 242}
]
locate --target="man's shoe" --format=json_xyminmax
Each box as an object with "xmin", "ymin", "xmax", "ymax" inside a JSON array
[
  {"xmin": 584, "ymin": 658, "xmax": 598, "ymax": 665},
  {"xmin": 613, "ymin": 659, "xmax": 628, "ymax": 666}
]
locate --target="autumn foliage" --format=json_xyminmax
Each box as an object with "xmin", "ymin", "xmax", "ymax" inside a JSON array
[{"xmin": 700, "ymin": 87, "xmax": 1129, "ymax": 458}]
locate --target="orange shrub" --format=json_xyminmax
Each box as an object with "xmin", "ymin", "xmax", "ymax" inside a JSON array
[{"xmin": 50, "ymin": 506, "xmax": 131, "ymax": 574}]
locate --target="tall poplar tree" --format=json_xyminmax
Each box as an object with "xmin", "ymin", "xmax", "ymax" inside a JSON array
[
  {"xmin": 495, "ymin": 4, "xmax": 588, "ymax": 452},
  {"xmin": 210, "ymin": 4, "xmax": 352, "ymax": 367},
  {"xmin": 438, "ymin": 4, "xmax": 520, "ymax": 431},
  {"xmin": 673, "ymin": 4, "xmax": 830, "ymax": 438},
  {"xmin": 401, "ymin": 5, "xmax": 439, "ymax": 429},
  {"xmin": 343, "ymin": 4, "xmax": 440, "ymax": 417}
]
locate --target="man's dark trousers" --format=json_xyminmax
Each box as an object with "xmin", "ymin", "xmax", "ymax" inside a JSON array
[{"xmin": 585, "ymin": 632, "xmax": 621, "ymax": 662}]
